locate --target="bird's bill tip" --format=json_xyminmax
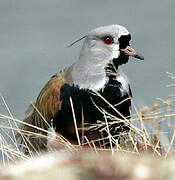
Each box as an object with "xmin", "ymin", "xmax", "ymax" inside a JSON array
[
  {"xmin": 132, "ymin": 54, "xmax": 144, "ymax": 60},
  {"xmin": 120, "ymin": 46, "xmax": 144, "ymax": 60}
]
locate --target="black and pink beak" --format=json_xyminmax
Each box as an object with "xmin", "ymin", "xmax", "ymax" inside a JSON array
[{"xmin": 120, "ymin": 46, "xmax": 144, "ymax": 60}]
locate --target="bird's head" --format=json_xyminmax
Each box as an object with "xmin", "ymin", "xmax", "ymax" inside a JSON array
[
  {"xmin": 79, "ymin": 24, "xmax": 144, "ymax": 68},
  {"xmin": 69, "ymin": 24, "xmax": 144, "ymax": 91}
]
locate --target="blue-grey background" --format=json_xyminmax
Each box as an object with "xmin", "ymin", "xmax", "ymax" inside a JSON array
[{"xmin": 0, "ymin": 0, "xmax": 175, "ymax": 119}]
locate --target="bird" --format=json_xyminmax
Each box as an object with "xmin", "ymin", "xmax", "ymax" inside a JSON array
[{"xmin": 17, "ymin": 24, "xmax": 144, "ymax": 153}]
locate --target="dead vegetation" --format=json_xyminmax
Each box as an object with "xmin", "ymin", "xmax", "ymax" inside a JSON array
[
  {"xmin": 0, "ymin": 92, "xmax": 175, "ymax": 160},
  {"xmin": 0, "ymin": 72, "xmax": 175, "ymax": 179}
]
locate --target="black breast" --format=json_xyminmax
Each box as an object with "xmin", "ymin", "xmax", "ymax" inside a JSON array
[{"xmin": 53, "ymin": 67, "xmax": 131, "ymax": 146}]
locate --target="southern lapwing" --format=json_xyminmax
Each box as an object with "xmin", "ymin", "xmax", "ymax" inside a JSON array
[{"xmin": 18, "ymin": 24, "xmax": 144, "ymax": 152}]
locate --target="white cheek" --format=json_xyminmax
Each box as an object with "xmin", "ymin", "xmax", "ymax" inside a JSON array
[{"xmin": 111, "ymin": 44, "xmax": 120, "ymax": 59}]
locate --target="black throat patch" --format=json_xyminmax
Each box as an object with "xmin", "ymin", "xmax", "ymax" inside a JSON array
[{"xmin": 113, "ymin": 34, "xmax": 131, "ymax": 67}]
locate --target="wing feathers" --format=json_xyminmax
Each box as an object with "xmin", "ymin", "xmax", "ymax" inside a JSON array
[{"xmin": 17, "ymin": 71, "xmax": 66, "ymax": 153}]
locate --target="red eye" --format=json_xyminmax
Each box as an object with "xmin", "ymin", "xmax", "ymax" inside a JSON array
[{"xmin": 102, "ymin": 36, "xmax": 114, "ymax": 45}]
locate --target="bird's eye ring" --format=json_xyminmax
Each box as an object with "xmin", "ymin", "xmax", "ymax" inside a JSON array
[{"xmin": 102, "ymin": 36, "xmax": 114, "ymax": 45}]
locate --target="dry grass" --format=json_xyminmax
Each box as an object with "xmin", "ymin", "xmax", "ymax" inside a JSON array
[
  {"xmin": 0, "ymin": 91, "xmax": 175, "ymax": 166},
  {"xmin": 0, "ymin": 75, "xmax": 175, "ymax": 180},
  {"xmin": 0, "ymin": 93, "xmax": 175, "ymax": 180},
  {"xmin": 0, "ymin": 72, "xmax": 175, "ymax": 165}
]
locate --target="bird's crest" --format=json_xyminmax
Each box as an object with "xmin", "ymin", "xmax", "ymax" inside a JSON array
[{"xmin": 67, "ymin": 35, "xmax": 86, "ymax": 47}]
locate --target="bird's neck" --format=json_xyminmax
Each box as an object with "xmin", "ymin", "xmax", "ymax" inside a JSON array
[
  {"xmin": 105, "ymin": 61, "xmax": 120, "ymax": 78},
  {"xmin": 66, "ymin": 59, "xmax": 122, "ymax": 92},
  {"xmin": 68, "ymin": 59, "xmax": 108, "ymax": 91},
  {"xmin": 66, "ymin": 42, "xmax": 123, "ymax": 91}
]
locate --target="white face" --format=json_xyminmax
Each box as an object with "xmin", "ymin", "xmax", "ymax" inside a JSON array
[{"xmin": 84, "ymin": 24, "xmax": 131, "ymax": 61}]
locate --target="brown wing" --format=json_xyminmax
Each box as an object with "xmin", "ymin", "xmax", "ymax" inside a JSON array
[
  {"xmin": 17, "ymin": 70, "xmax": 66, "ymax": 153},
  {"xmin": 35, "ymin": 72, "xmax": 65, "ymax": 125}
]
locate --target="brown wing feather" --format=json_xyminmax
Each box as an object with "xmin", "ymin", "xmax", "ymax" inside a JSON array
[
  {"xmin": 35, "ymin": 73, "xmax": 64, "ymax": 123},
  {"xmin": 17, "ymin": 70, "xmax": 66, "ymax": 153}
]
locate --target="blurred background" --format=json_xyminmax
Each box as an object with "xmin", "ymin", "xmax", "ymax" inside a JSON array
[{"xmin": 0, "ymin": 0, "xmax": 175, "ymax": 119}]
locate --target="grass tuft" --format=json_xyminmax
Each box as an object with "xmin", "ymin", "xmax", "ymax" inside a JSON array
[{"xmin": 0, "ymin": 85, "xmax": 175, "ymax": 165}]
